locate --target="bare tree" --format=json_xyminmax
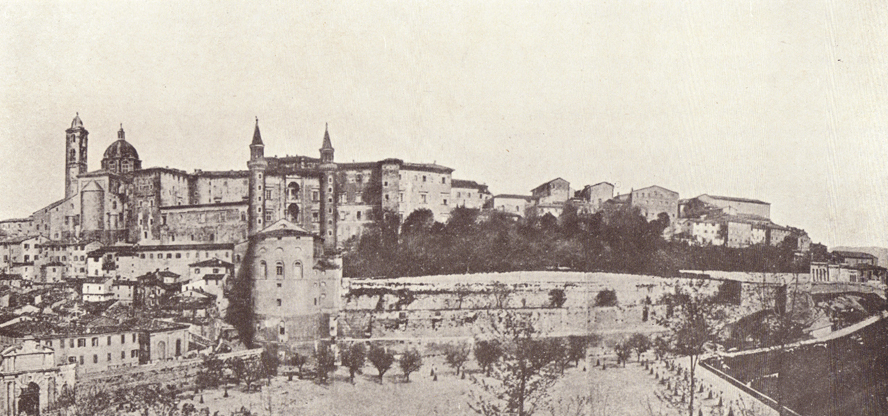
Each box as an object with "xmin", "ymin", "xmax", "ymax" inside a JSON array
[
  {"xmin": 657, "ymin": 282, "xmax": 725, "ymax": 416},
  {"xmin": 469, "ymin": 311, "xmax": 563, "ymax": 416}
]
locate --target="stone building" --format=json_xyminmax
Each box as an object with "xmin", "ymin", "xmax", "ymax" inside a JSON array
[
  {"xmin": 451, "ymin": 180, "xmax": 492, "ymax": 210},
  {"xmin": 0, "ymin": 340, "xmax": 75, "ymax": 416},
  {"xmin": 576, "ymin": 182, "xmax": 614, "ymax": 213},
  {"xmin": 486, "ymin": 194, "xmax": 531, "ymax": 217},
  {"xmin": 527, "ymin": 178, "xmax": 571, "ymax": 218},
  {"xmin": 239, "ymin": 219, "xmax": 341, "ymax": 349},
  {"xmin": 13, "ymin": 114, "xmax": 478, "ymax": 252},
  {"xmin": 630, "ymin": 185, "xmax": 679, "ymax": 223}
]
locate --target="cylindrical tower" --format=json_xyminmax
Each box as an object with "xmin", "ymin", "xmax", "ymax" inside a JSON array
[
  {"xmin": 80, "ymin": 181, "xmax": 105, "ymax": 241},
  {"xmin": 65, "ymin": 113, "xmax": 89, "ymax": 199},
  {"xmin": 319, "ymin": 124, "xmax": 337, "ymax": 251},
  {"xmin": 248, "ymin": 118, "xmax": 267, "ymax": 236}
]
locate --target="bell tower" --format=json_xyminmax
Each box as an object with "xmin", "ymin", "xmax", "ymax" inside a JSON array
[{"xmin": 65, "ymin": 113, "xmax": 89, "ymax": 199}]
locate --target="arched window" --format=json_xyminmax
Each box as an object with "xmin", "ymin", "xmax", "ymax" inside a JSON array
[
  {"xmin": 288, "ymin": 204, "xmax": 300, "ymax": 222},
  {"xmin": 259, "ymin": 261, "xmax": 267, "ymax": 279},
  {"xmin": 275, "ymin": 262, "xmax": 284, "ymax": 278},
  {"xmin": 288, "ymin": 182, "xmax": 300, "ymax": 198},
  {"xmin": 69, "ymin": 149, "xmax": 76, "ymax": 161},
  {"xmin": 293, "ymin": 261, "xmax": 303, "ymax": 279}
]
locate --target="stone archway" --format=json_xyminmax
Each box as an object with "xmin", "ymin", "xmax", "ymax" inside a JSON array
[{"xmin": 18, "ymin": 382, "xmax": 39, "ymax": 416}]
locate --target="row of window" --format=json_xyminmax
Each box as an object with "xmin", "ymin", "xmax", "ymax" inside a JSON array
[
  {"xmin": 67, "ymin": 350, "xmax": 139, "ymax": 365},
  {"xmin": 47, "ymin": 333, "xmax": 137, "ymax": 349},
  {"xmin": 257, "ymin": 261, "xmax": 304, "ymax": 279},
  {"xmin": 138, "ymin": 251, "xmax": 230, "ymax": 260}
]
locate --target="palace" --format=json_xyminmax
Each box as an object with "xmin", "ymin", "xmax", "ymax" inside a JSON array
[{"xmin": 2, "ymin": 114, "xmax": 488, "ymax": 256}]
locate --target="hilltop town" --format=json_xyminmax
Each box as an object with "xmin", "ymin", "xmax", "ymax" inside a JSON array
[{"xmin": 0, "ymin": 115, "xmax": 885, "ymax": 416}]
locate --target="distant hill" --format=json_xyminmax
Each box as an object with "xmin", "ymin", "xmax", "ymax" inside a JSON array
[{"xmin": 833, "ymin": 246, "xmax": 888, "ymax": 268}]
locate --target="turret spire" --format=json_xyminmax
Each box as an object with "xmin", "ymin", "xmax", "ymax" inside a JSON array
[
  {"xmin": 320, "ymin": 123, "xmax": 334, "ymax": 164},
  {"xmin": 251, "ymin": 117, "xmax": 263, "ymax": 146},
  {"xmin": 117, "ymin": 123, "xmax": 125, "ymax": 140}
]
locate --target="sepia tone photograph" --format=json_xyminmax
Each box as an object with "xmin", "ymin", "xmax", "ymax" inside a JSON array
[{"xmin": 0, "ymin": 1, "xmax": 886, "ymax": 415}]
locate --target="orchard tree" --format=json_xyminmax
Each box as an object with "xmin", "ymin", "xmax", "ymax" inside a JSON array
[
  {"xmin": 628, "ymin": 333, "xmax": 652, "ymax": 362},
  {"xmin": 548, "ymin": 288, "xmax": 567, "ymax": 308},
  {"xmin": 314, "ymin": 343, "xmax": 337, "ymax": 384},
  {"xmin": 368, "ymin": 344, "xmax": 395, "ymax": 383},
  {"xmin": 290, "ymin": 353, "xmax": 307, "ymax": 377},
  {"xmin": 613, "ymin": 341, "xmax": 632, "ymax": 366},
  {"xmin": 399, "ymin": 349, "xmax": 423, "ymax": 382},
  {"xmin": 473, "ymin": 339, "xmax": 503, "ymax": 376},
  {"xmin": 444, "ymin": 342, "xmax": 471, "ymax": 375},
  {"xmin": 260, "ymin": 345, "xmax": 280, "ymax": 384},
  {"xmin": 567, "ymin": 334, "xmax": 597, "ymax": 367},
  {"xmin": 340, "ymin": 343, "xmax": 367, "ymax": 383}
]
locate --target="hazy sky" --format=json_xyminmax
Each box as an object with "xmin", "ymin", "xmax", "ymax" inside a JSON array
[{"xmin": 2, "ymin": 1, "xmax": 887, "ymax": 248}]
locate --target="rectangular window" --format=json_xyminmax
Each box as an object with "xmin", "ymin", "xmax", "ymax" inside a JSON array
[
  {"xmin": 266, "ymin": 190, "xmax": 272, "ymax": 200},
  {"xmin": 277, "ymin": 299, "xmax": 282, "ymax": 306},
  {"xmin": 107, "ymin": 336, "xmax": 112, "ymax": 346},
  {"xmin": 108, "ymin": 353, "xmax": 112, "ymax": 362},
  {"xmin": 77, "ymin": 338, "xmax": 85, "ymax": 347},
  {"xmin": 161, "ymin": 215, "xmax": 167, "ymax": 225},
  {"xmin": 312, "ymin": 212, "xmax": 319, "ymax": 222},
  {"xmin": 133, "ymin": 334, "xmax": 137, "ymax": 342},
  {"xmin": 121, "ymin": 334, "xmax": 126, "ymax": 344},
  {"xmin": 421, "ymin": 194, "xmax": 427, "ymax": 204},
  {"xmin": 93, "ymin": 354, "xmax": 98, "ymax": 364},
  {"xmin": 131, "ymin": 350, "xmax": 138, "ymax": 358},
  {"xmin": 91, "ymin": 337, "xmax": 98, "ymax": 347},
  {"xmin": 122, "ymin": 351, "xmax": 126, "ymax": 360},
  {"xmin": 312, "ymin": 191, "xmax": 319, "ymax": 202},
  {"xmin": 79, "ymin": 356, "xmax": 84, "ymax": 365},
  {"xmin": 356, "ymin": 211, "xmax": 362, "ymax": 221}
]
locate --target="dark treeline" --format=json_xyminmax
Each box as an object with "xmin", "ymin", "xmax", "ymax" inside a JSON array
[{"xmin": 342, "ymin": 206, "xmax": 812, "ymax": 278}]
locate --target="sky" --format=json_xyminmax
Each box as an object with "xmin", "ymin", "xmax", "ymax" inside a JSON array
[{"xmin": 1, "ymin": 0, "xmax": 887, "ymax": 248}]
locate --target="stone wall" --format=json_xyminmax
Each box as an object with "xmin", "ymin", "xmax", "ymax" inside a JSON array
[
  {"xmin": 75, "ymin": 348, "xmax": 262, "ymax": 398},
  {"xmin": 338, "ymin": 271, "xmax": 810, "ymax": 347}
]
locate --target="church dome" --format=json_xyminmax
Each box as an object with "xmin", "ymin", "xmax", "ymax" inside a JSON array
[
  {"xmin": 101, "ymin": 125, "xmax": 141, "ymax": 173},
  {"xmin": 103, "ymin": 139, "xmax": 140, "ymax": 161}
]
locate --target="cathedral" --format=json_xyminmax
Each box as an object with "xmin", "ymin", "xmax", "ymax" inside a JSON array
[{"xmin": 19, "ymin": 114, "xmax": 477, "ymax": 253}]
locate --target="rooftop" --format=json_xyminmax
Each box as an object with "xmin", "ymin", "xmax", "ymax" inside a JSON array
[
  {"xmin": 698, "ymin": 194, "xmax": 769, "ymax": 205},
  {"xmin": 189, "ymin": 258, "xmax": 234, "ymax": 268}
]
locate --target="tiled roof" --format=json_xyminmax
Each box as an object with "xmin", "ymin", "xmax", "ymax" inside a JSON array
[
  {"xmin": 189, "ymin": 258, "xmax": 234, "ymax": 268},
  {"xmin": 699, "ymin": 194, "xmax": 769, "ymax": 205},
  {"xmin": 493, "ymin": 194, "xmax": 532, "ymax": 201},
  {"xmin": 201, "ymin": 274, "xmax": 225, "ymax": 281}
]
